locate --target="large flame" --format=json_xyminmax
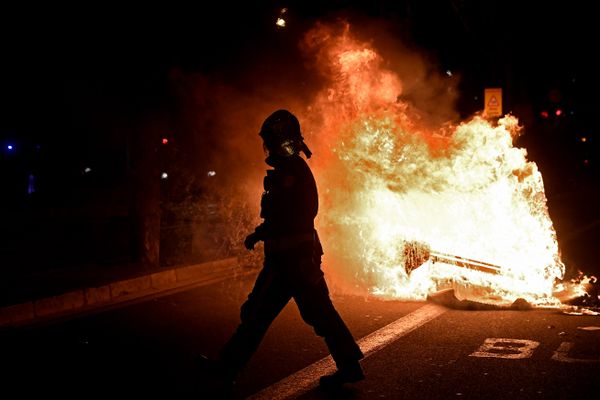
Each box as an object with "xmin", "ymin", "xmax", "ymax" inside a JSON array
[{"xmin": 301, "ymin": 22, "xmax": 566, "ymax": 306}]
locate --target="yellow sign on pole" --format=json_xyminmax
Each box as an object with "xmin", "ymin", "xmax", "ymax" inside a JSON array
[{"xmin": 484, "ymin": 88, "xmax": 502, "ymax": 117}]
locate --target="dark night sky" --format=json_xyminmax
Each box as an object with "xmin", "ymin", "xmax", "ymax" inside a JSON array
[
  {"xmin": 1, "ymin": 0, "xmax": 598, "ymax": 190},
  {"xmin": 1, "ymin": 1, "xmax": 597, "ymax": 124},
  {"xmin": 0, "ymin": 3, "xmax": 595, "ymax": 100}
]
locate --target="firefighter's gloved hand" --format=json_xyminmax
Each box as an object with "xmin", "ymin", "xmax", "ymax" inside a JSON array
[{"xmin": 244, "ymin": 233, "xmax": 260, "ymax": 250}]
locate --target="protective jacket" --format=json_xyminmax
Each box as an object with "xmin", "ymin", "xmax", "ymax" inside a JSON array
[{"xmin": 252, "ymin": 154, "xmax": 322, "ymax": 255}]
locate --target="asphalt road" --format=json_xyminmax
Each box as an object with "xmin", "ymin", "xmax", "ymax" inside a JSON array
[{"xmin": 1, "ymin": 272, "xmax": 599, "ymax": 399}]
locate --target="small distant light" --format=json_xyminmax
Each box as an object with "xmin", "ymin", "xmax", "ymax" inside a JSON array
[
  {"xmin": 581, "ymin": 137, "xmax": 587, "ymax": 143},
  {"xmin": 570, "ymin": 110, "xmax": 575, "ymax": 116},
  {"xmin": 276, "ymin": 18, "xmax": 286, "ymax": 28},
  {"xmin": 583, "ymin": 159, "xmax": 589, "ymax": 166},
  {"xmin": 161, "ymin": 172, "xmax": 168, "ymax": 179},
  {"xmin": 474, "ymin": 96, "xmax": 478, "ymax": 101},
  {"xmin": 208, "ymin": 170, "xmax": 216, "ymax": 177},
  {"xmin": 7, "ymin": 144, "xmax": 13, "ymax": 151},
  {"xmin": 281, "ymin": 8, "xmax": 287, "ymax": 14},
  {"xmin": 162, "ymin": 138, "xmax": 169, "ymax": 145},
  {"xmin": 540, "ymin": 111, "xmax": 549, "ymax": 118},
  {"xmin": 555, "ymin": 109, "xmax": 563, "ymax": 116},
  {"xmin": 446, "ymin": 70, "xmax": 452, "ymax": 77},
  {"xmin": 84, "ymin": 167, "xmax": 92, "ymax": 174},
  {"xmin": 28, "ymin": 174, "xmax": 36, "ymax": 195}
]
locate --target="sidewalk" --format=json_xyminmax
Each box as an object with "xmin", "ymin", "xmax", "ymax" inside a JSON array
[{"xmin": 0, "ymin": 257, "xmax": 259, "ymax": 328}]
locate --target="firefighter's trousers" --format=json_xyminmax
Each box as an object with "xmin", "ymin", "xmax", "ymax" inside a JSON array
[{"xmin": 219, "ymin": 251, "xmax": 364, "ymax": 375}]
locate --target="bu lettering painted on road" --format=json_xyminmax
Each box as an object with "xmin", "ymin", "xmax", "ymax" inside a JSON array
[{"xmin": 470, "ymin": 337, "xmax": 599, "ymax": 364}]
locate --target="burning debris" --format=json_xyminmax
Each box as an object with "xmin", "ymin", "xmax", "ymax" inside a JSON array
[
  {"xmin": 564, "ymin": 309, "xmax": 600, "ymax": 316},
  {"xmin": 403, "ymin": 240, "xmax": 502, "ymax": 276},
  {"xmin": 296, "ymin": 22, "xmax": 594, "ymax": 308},
  {"xmin": 402, "ymin": 241, "xmax": 597, "ymax": 309},
  {"xmin": 553, "ymin": 275, "xmax": 599, "ymax": 309}
]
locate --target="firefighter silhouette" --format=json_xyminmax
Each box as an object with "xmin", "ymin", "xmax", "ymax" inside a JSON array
[{"xmin": 197, "ymin": 109, "xmax": 364, "ymax": 395}]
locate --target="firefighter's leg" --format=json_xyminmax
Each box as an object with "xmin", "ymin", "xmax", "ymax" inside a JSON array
[
  {"xmin": 219, "ymin": 265, "xmax": 291, "ymax": 376},
  {"xmin": 293, "ymin": 274, "xmax": 364, "ymax": 369}
]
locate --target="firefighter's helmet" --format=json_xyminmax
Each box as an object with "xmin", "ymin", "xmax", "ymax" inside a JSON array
[{"xmin": 259, "ymin": 109, "xmax": 312, "ymax": 158}]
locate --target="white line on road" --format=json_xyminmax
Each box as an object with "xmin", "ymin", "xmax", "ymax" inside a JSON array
[
  {"xmin": 552, "ymin": 342, "xmax": 600, "ymax": 364},
  {"xmin": 248, "ymin": 303, "xmax": 447, "ymax": 400}
]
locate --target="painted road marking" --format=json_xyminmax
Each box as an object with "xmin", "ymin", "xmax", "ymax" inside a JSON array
[
  {"xmin": 552, "ymin": 342, "xmax": 600, "ymax": 364},
  {"xmin": 248, "ymin": 303, "xmax": 447, "ymax": 400},
  {"xmin": 469, "ymin": 338, "xmax": 540, "ymax": 359}
]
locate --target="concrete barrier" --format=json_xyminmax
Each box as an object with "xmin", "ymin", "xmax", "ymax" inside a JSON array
[
  {"xmin": 175, "ymin": 257, "xmax": 238, "ymax": 283},
  {"xmin": 85, "ymin": 285, "xmax": 112, "ymax": 306},
  {"xmin": 0, "ymin": 302, "xmax": 35, "ymax": 325},
  {"xmin": 0, "ymin": 257, "xmax": 253, "ymax": 328},
  {"xmin": 151, "ymin": 270, "xmax": 178, "ymax": 289},
  {"xmin": 110, "ymin": 276, "xmax": 152, "ymax": 299},
  {"xmin": 34, "ymin": 291, "xmax": 86, "ymax": 317}
]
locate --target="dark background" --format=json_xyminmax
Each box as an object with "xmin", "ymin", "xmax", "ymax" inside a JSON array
[{"xmin": 0, "ymin": 1, "xmax": 598, "ymax": 298}]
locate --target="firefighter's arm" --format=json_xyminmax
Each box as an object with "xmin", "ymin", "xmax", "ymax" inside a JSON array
[
  {"xmin": 244, "ymin": 223, "xmax": 269, "ymax": 250},
  {"xmin": 244, "ymin": 233, "xmax": 259, "ymax": 250}
]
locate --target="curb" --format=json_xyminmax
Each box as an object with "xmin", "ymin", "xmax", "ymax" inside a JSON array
[{"xmin": 0, "ymin": 257, "xmax": 257, "ymax": 328}]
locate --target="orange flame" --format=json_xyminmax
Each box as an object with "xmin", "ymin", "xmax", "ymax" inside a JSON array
[{"xmin": 301, "ymin": 22, "xmax": 570, "ymax": 306}]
